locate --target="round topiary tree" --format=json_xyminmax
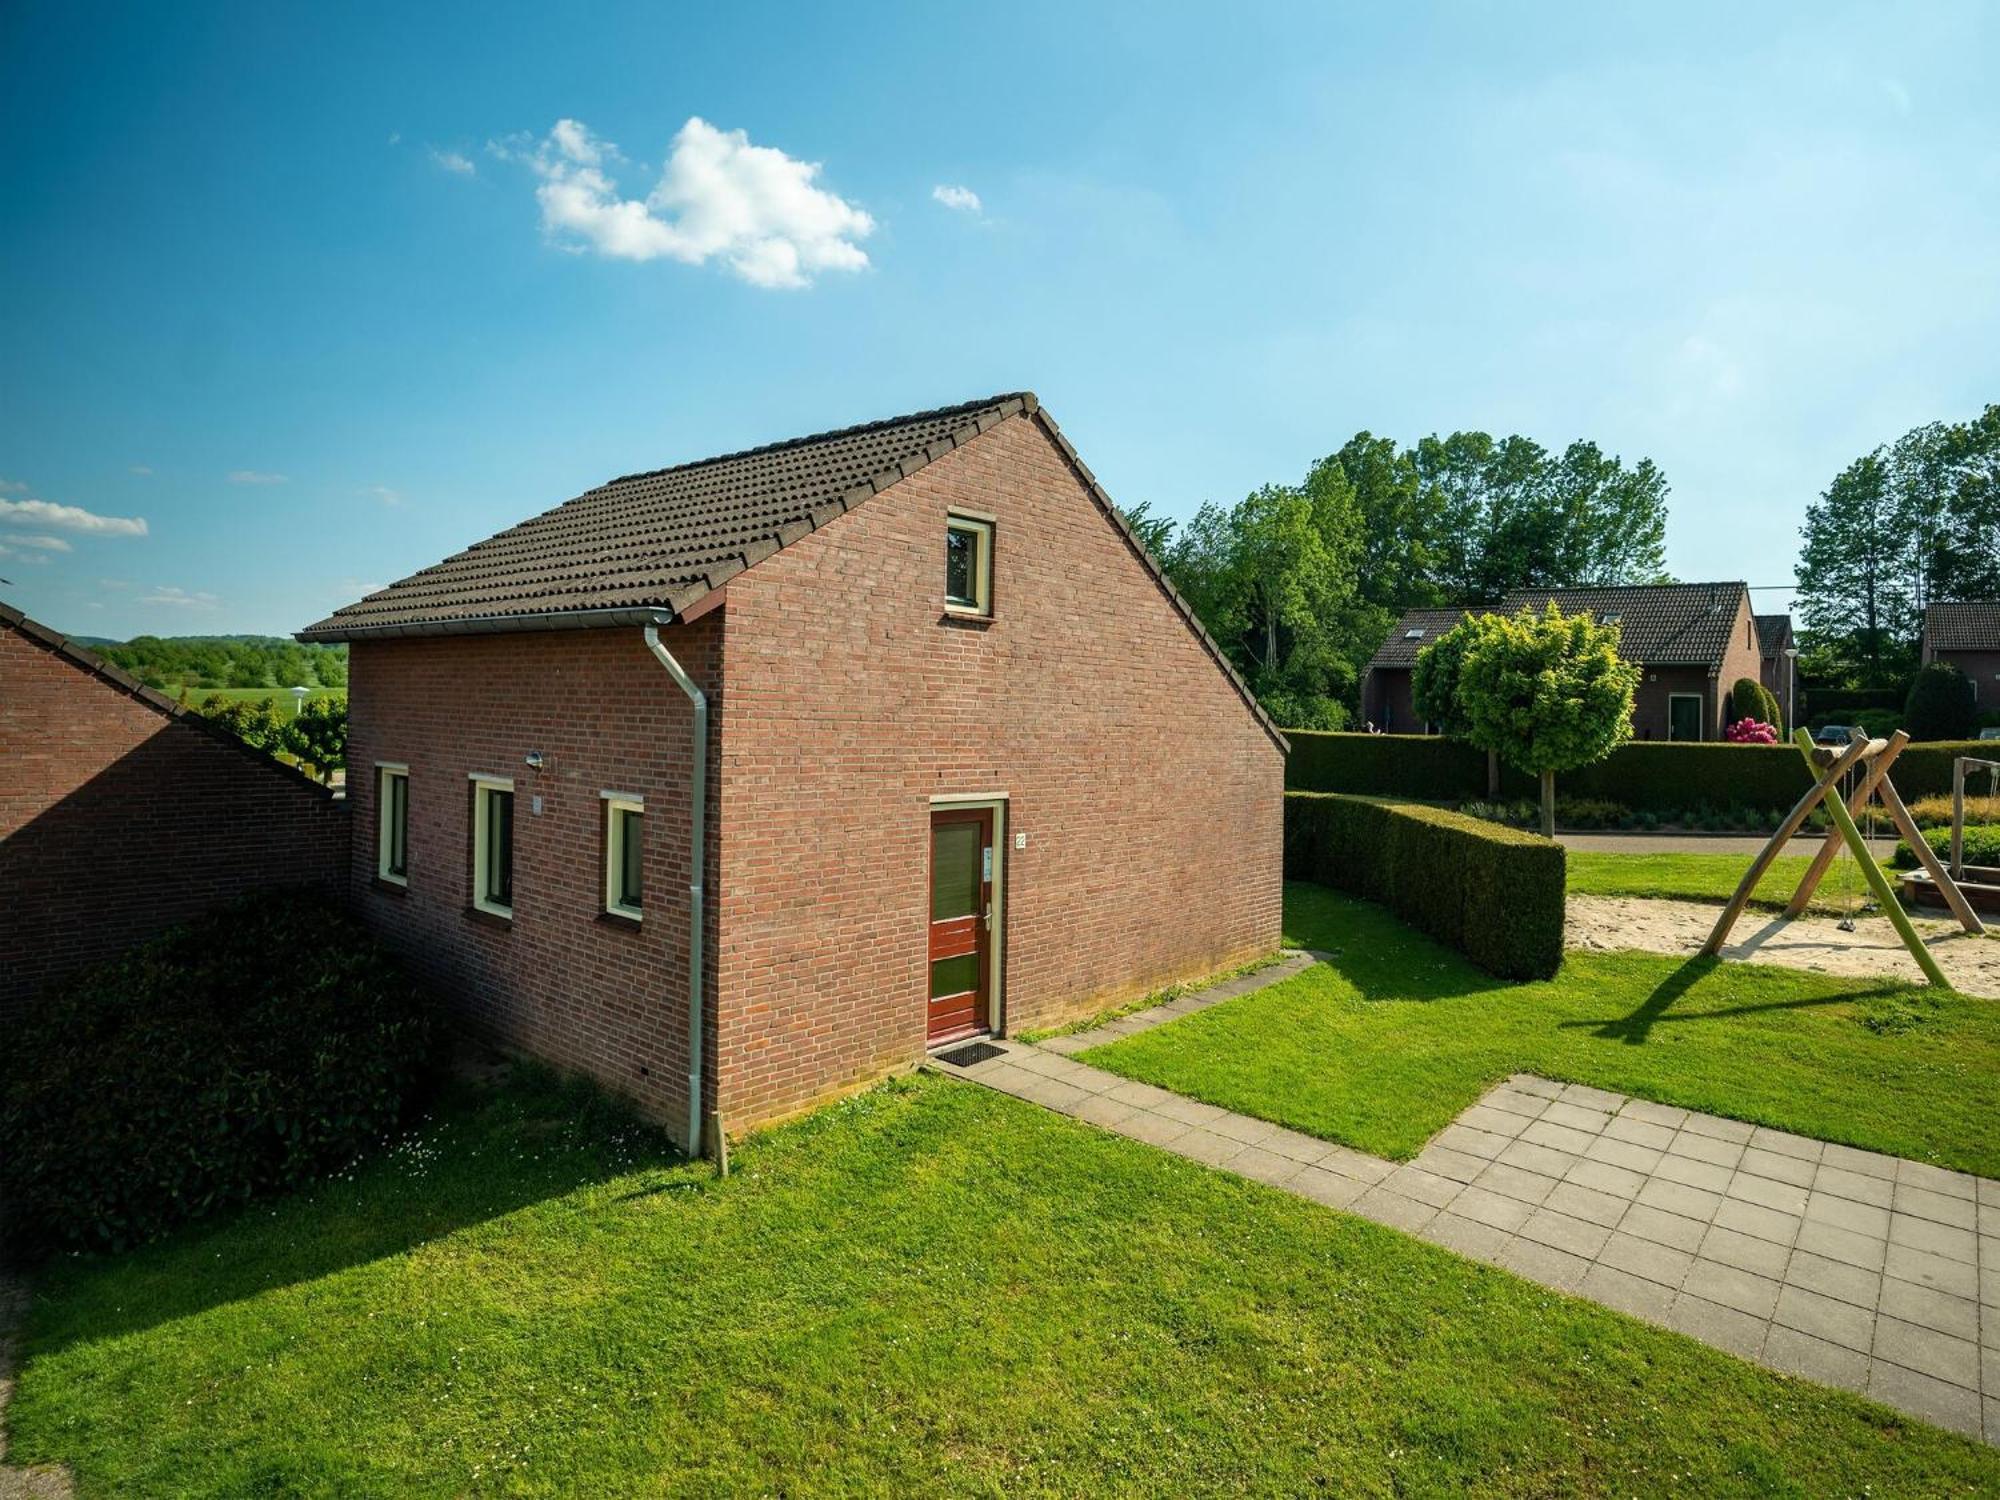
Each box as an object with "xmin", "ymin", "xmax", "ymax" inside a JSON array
[
  {"xmin": 1728, "ymin": 676, "xmax": 1783, "ymax": 732},
  {"xmin": 1454, "ymin": 603, "xmax": 1640, "ymax": 837},
  {"xmin": 1904, "ymin": 661, "xmax": 1976, "ymax": 742}
]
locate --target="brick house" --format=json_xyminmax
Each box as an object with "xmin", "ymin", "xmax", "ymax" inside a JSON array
[
  {"xmin": 0, "ymin": 602, "xmax": 348, "ymax": 1024},
  {"xmin": 300, "ymin": 393, "xmax": 1285, "ymax": 1152},
  {"xmin": 1361, "ymin": 583, "xmax": 1765, "ymax": 741},
  {"xmin": 1922, "ymin": 603, "xmax": 2000, "ymax": 706},
  {"xmin": 1755, "ymin": 612, "xmax": 1797, "ymax": 725}
]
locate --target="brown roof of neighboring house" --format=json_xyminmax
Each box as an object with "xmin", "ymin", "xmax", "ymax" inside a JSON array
[
  {"xmin": 297, "ymin": 392, "xmax": 1287, "ymax": 749},
  {"xmin": 1754, "ymin": 613, "xmax": 1793, "ymax": 657},
  {"xmin": 1364, "ymin": 608, "xmax": 1472, "ymax": 669},
  {"xmin": 0, "ymin": 601, "xmax": 335, "ymax": 797},
  {"xmin": 1367, "ymin": 582, "xmax": 1752, "ymax": 673},
  {"xmin": 1924, "ymin": 601, "xmax": 2000, "ymax": 653}
]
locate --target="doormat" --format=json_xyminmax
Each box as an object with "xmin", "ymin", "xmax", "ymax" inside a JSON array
[{"xmin": 936, "ymin": 1040, "xmax": 1005, "ymax": 1068}]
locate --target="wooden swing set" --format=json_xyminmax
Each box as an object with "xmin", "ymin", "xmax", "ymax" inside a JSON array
[{"xmin": 1701, "ymin": 728, "xmax": 1983, "ymax": 986}]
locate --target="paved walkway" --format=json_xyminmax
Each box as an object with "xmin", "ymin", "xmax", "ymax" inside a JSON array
[{"xmin": 934, "ymin": 1017, "xmax": 1999, "ymax": 1445}]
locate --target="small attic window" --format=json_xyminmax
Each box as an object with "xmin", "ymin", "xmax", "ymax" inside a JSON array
[
  {"xmin": 1599, "ymin": 612, "xmax": 1622, "ymax": 626},
  {"xmin": 945, "ymin": 512, "xmax": 993, "ymax": 616},
  {"xmin": 1404, "ymin": 627, "xmax": 1427, "ymax": 641}
]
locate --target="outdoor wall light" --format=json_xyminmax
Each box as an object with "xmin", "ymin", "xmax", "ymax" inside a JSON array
[{"xmin": 524, "ymin": 750, "xmax": 546, "ymax": 770}]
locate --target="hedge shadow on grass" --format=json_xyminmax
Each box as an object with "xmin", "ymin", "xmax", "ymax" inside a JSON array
[
  {"xmin": 19, "ymin": 1068, "xmax": 684, "ymax": 1359},
  {"xmin": 1563, "ymin": 956, "xmax": 1912, "ymax": 1047}
]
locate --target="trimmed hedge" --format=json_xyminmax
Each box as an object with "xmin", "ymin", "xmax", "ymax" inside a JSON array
[
  {"xmin": 1288, "ymin": 731, "xmax": 2000, "ymax": 813},
  {"xmin": 1806, "ymin": 687, "xmax": 1905, "ymax": 715},
  {"xmin": 1285, "ymin": 732, "xmax": 1491, "ymax": 799},
  {"xmin": 1285, "ymin": 792, "xmax": 1565, "ymax": 979},
  {"xmin": 0, "ymin": 889, "xmax": 437, "ymax": 1258},
  {"xmin": 1892, "ymin": 823, "xmax": 2000, "ymax": 870}
]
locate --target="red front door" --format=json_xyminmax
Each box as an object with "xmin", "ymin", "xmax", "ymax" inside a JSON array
[{"xmin": 927, "ymin": 808, "xmax": 992, "ymax": 1045}]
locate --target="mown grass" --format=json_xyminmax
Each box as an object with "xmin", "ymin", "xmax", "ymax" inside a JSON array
[
  {"xmin": 174, "ymin": 685, "xmax": 347, "ymax": 711},
  {"xmin": 12, "ymin": 1066, "xmax": 1997, "ymax": 1496},
  {"xmin": 1080, "ymin": 883, "xmax": 2000, "ymax": 1174}
]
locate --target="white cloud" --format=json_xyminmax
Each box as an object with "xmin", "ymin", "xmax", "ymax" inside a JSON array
[
  {"xmin": 129, "ymin": 464, "xmax": 153, "ymax": 476},
  {"xmin": 6, "ymin": 534, "xmax": 72, "ymax": 552},
  {"xmin": 932, "ymin": 184, "xmax": 981, "ymax": 214},
  {"xmin": 364, "ymin": 485, "xmax": 402, "ymax": 506},
  {"xmin": 140, "ymin": 585, "xmax": 218, "ymax": 609},
  {"xmin": 524, "ymin": 116, "xmax": 874, "ymax": 288},
  {"xmin": 430, "ymin": 147, "xmax": 476, "ymax": 176},
  {"xmin": 0, "ymin": 544, "xmax": 52, "ymax": 565},
  {"xmin": 0, "ymin": 478, "xmax": 26, "ymax": 493},
  {"xmin": 227, "ymin": 470, "xmax": 288, "ymax": 485},
  {"xmin": 0, "ymin": 497, "xmax": 149, "ymax": 536}
]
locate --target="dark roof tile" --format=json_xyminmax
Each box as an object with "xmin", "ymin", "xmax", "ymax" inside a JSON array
[
  {"xmin": 1368, "ymin": 583, "xmax": 1752, "ymax": 672},
  {"xmin": 1925, "ymin": 602, "xmax": 2000, "ymax": 652}
]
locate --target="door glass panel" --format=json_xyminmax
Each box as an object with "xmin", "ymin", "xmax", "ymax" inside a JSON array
[
  {"xmin": 930, "ymin": 822, "xmax": 980, "ymax": 919},
  {"xmin": 930, "ymin": 953, "xmax": 979, "ymax": 999}
]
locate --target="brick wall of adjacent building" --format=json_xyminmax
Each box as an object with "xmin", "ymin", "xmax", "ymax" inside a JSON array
[
  {"xmin": 712, "ymin": 414, "xmax": 1286, "ymax": 1130},
  {"xmin": 0, "ymin": 613, "xmax": 349, "ymax": 1024},
  {"xmin": 343, "ymin": 623, "xmax": 720, "ymax": 1146},
  {"xmin": 1931, "ymin": 649, "xmax": 2000, "ymax": 707}
]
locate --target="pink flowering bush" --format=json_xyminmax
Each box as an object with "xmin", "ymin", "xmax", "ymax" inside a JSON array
[{"xmin": 1725, "ymin": 717, "xmax": 1778, "ymax": 744}]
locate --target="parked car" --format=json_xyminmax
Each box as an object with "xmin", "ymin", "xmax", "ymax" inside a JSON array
[
  {"xmin": 1977, "ymin": 727, "xmax": 2000, "ymax": 741},
  {"xmin": 1814, "ymin": 724, "xmax": 1860, "ymax": 745}
]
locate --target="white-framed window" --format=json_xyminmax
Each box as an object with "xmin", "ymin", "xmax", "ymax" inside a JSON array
[
  {"xmin": 470, "ymin": 774, "xmax": 515, "ymax": 918},
  {"xmin": 376, "ymin": 763, "xmax": 409, "ymax": 885},
  {"xmin": 603, "ymin": 792, "xmax": 643, "ymax": 920},
  {"xmin": 944, "ymin": 512, "xmax": 994, "ymax": 616}
]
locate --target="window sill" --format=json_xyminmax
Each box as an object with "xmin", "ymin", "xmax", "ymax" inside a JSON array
[
  {"xmin": 941, "ymin": 608, "xmax": 994, "ymax": 629},
  {"xmin": 371, "ymin": 875, "xmax": 409, "ymax": 897},
  {"xmin": 464, "ymin": 905, "xmax": 513, "ymax": 929},
  {"xmin": 596, "ymin": 910, "xmax": 644, "ymax": 932}
]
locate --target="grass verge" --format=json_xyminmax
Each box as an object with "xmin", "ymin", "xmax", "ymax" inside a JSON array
[
  {"xmin": 11, "ymin": 1067, "xmax": 1996, "ymax": 1495},
  {"xmin": 1079, "ymin": 883, "xmax": 2000, "ymax": 1174},
  {"xmin": 1016, "ymin": 951, "xmax": 1288, "ymax": 1042}
]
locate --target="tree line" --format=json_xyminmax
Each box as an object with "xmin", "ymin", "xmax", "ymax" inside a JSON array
[
  {"xmin": 94, "ymin": 635, "xmax": 348, "ymax": 693},
  {"xmin": 1796, "ymin": 405, "xmax": 2000, "ymax": 687},
  {"xmin": 1125, "ymin": 430, "xmax": 1671, "ymax": 727}
]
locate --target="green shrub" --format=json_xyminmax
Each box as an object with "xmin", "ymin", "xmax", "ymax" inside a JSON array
[
  {"xmin": 1805, "ymin": 687, "xmax": 1905, "ymax": 716},
  {"xmin": 1728, "ymin": 677, "xmax": 1782, "ymax": 729},
  {"xmin": 1285, "ymin": 792, "xmax": 1564, "ymax": 979},
  {"xmin": 1905, "ymin": 663, "xmax": 1977, "ymax": 742},
  {"xmin": 1892, "ymin": 823, "xmax": 2000, "ymax": 870},
  {"xmin": 0, "ymin": 890, "xmax": 436, "ymax": 1258},
  {"xmin": 1885, "ymin": 741, "xmax": 2000, "ymax": 800},
  {"xmin": 1287, "ymin": 733, "xmax": 1817, "ymax": 815},
  {"xmin": 1285, "ymin": 731, "xmax": 1490, "ymax": 799},
  {"xmin": 1459, "ymin": 797, "xmax": 1631, "ymax": 830}
]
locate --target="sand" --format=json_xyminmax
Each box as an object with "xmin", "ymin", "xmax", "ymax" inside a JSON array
[{"xmin": 1565, "ymin": 894, "xmax": 2000, "ymax": 997}]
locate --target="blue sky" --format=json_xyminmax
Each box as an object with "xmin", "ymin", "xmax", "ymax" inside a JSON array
[{"xmin": 2, "ymin": 1, "xmax": 1995, "ymax": 639}]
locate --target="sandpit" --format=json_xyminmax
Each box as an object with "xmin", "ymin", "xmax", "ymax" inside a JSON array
[{"xmin": 1566, "ymin": 894, "xmax": 2000, "ymax": 997}]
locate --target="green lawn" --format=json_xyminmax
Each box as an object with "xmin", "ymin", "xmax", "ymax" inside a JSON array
[
  {"xmin": 1565, "ymin": 850, "xmax": 1838, "ymax": 911},
  {"xmin": 1081, "ymin": 883, "xmax": 2000, "ymax": 1174},
  {"xmin": 13, "ymin": 1069, "xmax": 1997, "ymax": 1496}
]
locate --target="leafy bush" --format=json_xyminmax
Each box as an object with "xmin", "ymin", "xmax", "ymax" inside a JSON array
[
  {"xmin": 1728, "ymin": 677, "xmax": 1782, "ymax": 729},
  {"xmin": 196, "ymin": 693, "xmax": 287, "ymax": 749},
  {"xmin": 1892, "ymin": 823, "xmax": 2000, "ymax": 870},
  {"xmin": 0, "ymin": 890, "xmax": 436, "ymax": 1258},
  {"xmin": 1905, "ymin": 663, "xmax": 1977, "ymax": 742},
  {"xmin": 1806, "ymin": 687, "xmax": 1905, "ymax": 716},
  {"xmin": 283, "ymin": 695, "xmax": 347, "ymax": 783},
  {"xmin": 1905, "ymin": 791, "xmax": 2000, "ymax": 829},
  {"xmin": 1285, "ymin": 792, "xmax": 1564, "ymax": 979},
  {"xmin": 1725, "ymin": 718, "xmax": 1778, "ymax": 744}
]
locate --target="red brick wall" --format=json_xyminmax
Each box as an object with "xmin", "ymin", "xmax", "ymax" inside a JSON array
[
  {"xmin": 1713, "ymin": 599, "xmax": 1765, "ymax": 736},
  {"xmin": 344, "ymin": 624, "xmax": 720, "ymax": 1146},
  {"xmin": 712, "ymin": 414, "xmax": 1285, "ymax": 1130},
  {"xmin": 0, "ymin": 619, "xmax": 348, "ymax": 1024}
]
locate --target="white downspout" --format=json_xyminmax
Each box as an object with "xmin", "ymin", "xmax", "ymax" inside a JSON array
[{"xmin": 644, "ymin": 624, "xmax": 707, "ymax": 1158}]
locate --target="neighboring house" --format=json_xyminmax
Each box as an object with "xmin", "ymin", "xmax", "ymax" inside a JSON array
[
  {"xmin": 1921, "ymin": 602, "xmax": 2000, "ymax": 703},
  {"xmin": 1361, "ymin": 582, "xmax": 1764, "ymax": 741},
  {"xmin": 299, "ymin": 393, "xmax": 1285, "ymax": 1152},
  {"xmin": 0, "ymin": 602, "xmax": 348, "ymax": 1025},
  {"xmin": 1755, "ymin": 612, "xmax": 1796, "ymax": 716}
]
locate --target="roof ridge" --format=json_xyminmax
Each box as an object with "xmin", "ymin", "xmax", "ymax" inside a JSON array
[{"xmin": 597, "ymin": 391, "xmax": 1034, "ymax": 489}]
